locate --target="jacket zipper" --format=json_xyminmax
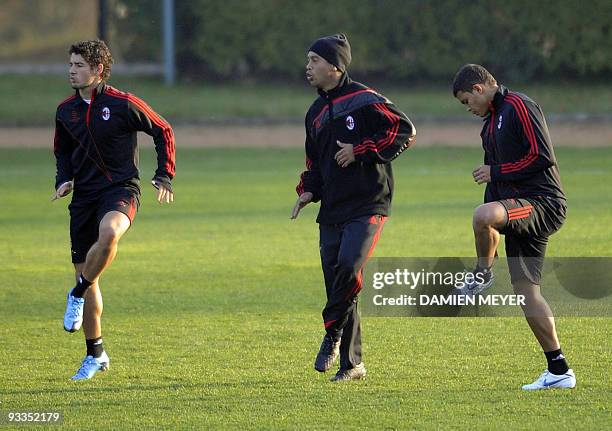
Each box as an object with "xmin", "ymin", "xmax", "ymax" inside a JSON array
[
  {"xmin": 86, "ymin": 88, "xmax": 95, "ymax": 127},
  {"xmin": 486, "ymin": 103, "xmax": 497, "ymax": 163},
  {"xmin": 84, "ymin": 88, "xmax": 113, "ymax": 182}
]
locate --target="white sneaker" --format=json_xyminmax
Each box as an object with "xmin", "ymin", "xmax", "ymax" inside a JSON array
[
  {"xmin": 63, "ymin": 290, "xmax": 85, "ymax": 332},
  {"xmin": 522, "ymin": 369, "xmax": 576, "ymax": 390},
  {"xmin": 63, "ymin": 289, "xmax": 85, "ymax": 332},
  {"xmin": 456, "ymin": 268, "xmax": 494, "ymax": 296},
  {"xmin": 71, "ymin": 351, "xmax": 110, "ymax": 380}
]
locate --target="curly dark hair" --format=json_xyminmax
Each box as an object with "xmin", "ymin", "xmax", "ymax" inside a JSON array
[
  {"xmin": 69, "ymin": 40, "xmax": 114, "ymax": 81},
  {"xmin": 452, "ymin": 64, "xmax": 496, "ymax": 97}
]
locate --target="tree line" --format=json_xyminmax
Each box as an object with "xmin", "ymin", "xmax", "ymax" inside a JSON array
[{"xmin": 112, "ymin": 0, "xmax": 611, "ymax": 83}]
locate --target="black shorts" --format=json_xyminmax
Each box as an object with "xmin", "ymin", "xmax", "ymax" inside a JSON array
[
  {"xmin": 498, "ymin": 196, "xmax": 566, "ymax": 285},
  {"xmin": 69, "ymin": 185, "xmax": 140, "ymax": 263}
]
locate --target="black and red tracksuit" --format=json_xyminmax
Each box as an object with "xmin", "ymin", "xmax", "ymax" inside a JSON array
[
  {"xmin": 297, "ymin": 74, "xmax": 415, "ymax": 225},
  {"xmin": 54, "ymin": 81, "xmax": 175, "ymax": 195},
  {"xmin": 481, "ymin": 85, "xmax": 567, "ymax": 285},
  {"xmin": 481, "ymin": 85, "xmax": 565, "ymax": 204},
  {"xmin": 296, "ymin": 74, "xmax": 415, "ymax": 369}
]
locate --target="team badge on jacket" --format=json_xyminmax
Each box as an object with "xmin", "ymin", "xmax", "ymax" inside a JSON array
[
  {"xmin": 346, "ymin": 115, "xmax": 355, "ymax": 130},
  {"xmin": 498, "ymin": 114, "xmax": 503, "ymax": 130},
  {"xmin": 102, "ymin": 107, "xmax": 111, "ymax": 121}
]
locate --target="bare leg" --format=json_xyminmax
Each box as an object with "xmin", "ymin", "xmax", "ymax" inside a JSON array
[
  {"xmin": 74, "ymin": 263, "xmax": 103, "ymax": 339},
  {"xmin": 76, "ymin": 211, "xmax": 130, "ymax": 340},
  {"xmin": 513, "ymin": 280, "xmax": 560, "ymax": 351},
  {"xmin": 81, "ymin": 211, "xmax": 131, "ymax": 282},
  {"xmin": 472, "ymin": 202, "xmax": 507, "ymax": 269}
]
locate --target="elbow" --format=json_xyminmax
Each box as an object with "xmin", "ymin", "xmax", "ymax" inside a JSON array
[{"xmin": 406, "ymin": 133, "xmax": 416, "ymax": 149}]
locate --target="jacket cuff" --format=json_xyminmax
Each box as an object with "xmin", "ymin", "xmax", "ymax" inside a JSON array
[
  {"xmin": 353, "ymin": 140, "xmax": 374, "ymax": 160},
  {"xmin": 55, "ymin": 178, "xmax": 72, "ymax": 190},
  {"xmin": 152, "ymin": 175, "xmax": 173, "ymax": 192},
  {"xmin": 302, "ymin": 189, "xmax": 321, "ymax": 203},
  {"xmin": 490, "ymin": 165, "xmax": 502, "ymax": 182}
]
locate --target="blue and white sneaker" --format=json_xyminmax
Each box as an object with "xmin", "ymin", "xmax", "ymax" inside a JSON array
[
  {"xmin": 522, "ymin": 369, "xmax": 576, "ymax": 390},
  {"xmin": 63, "ymin": 289, "xmax": 85, "ymax": 332},
  {"xmin": 71, "ymin": 351, "xmax": 110, "ymax": 381},
  {"xmin": 456, "ymin": 268, "xmax": 494, "ymax": 296}
]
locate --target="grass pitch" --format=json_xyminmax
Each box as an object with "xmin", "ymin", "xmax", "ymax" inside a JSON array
[{"xmin": 0, "ymin": 146, "xmax": 610, "ymax": 430}]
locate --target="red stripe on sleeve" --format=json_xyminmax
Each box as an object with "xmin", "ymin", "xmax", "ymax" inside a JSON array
[
  {"xmin": 499, "ymin": 95, "xmax": 539, "ymax": 174},
  {"xmin": 353, "ymin": 103, "xmax": 400, "ymax": 155},
  {"xmin": 508, "ymin": 94, "xmax": 538, "ymax": 155},
  {"xmin": 378, "ymin": 103, "xmax": 400, "ymax": 150},
  {"xmin": 106, "ymin": 89, "xmax": 175, "ymax": 175},
  {"xmin": 115, "ymin": 91, "xmax": 175, "ymax": 177}
]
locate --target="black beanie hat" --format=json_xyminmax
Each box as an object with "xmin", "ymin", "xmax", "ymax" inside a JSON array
[{"xmin": 309, "ymin": 33, "xmax": 352, "ymax": 72}]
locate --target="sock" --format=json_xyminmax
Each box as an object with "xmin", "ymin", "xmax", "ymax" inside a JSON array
[
  {"xmin": 475, "ymin": 264, "xmax": 492, "ymax": 273},
  {"xmin": 86, "ymin": 337, "xmax": 104, "ymax": 358},
  {"xmin": 474, "ymin": 265, "xmax": 492, "ymax": 282},
  {"xmin": 71, "ymin": 274, "xmax": 93, "ymax": 298},
  {"xmin": 545, "ymin": 348, "xmax": 569, "ymax": 375}
]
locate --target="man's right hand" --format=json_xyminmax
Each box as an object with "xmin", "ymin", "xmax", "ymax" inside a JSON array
[
  {"xmin": 290, "ymin": 192, "xmax": 313, "ymax": 219},
  {"xmin": 51, "ymin": 181, "xmax": 73, "ymax": 201}
]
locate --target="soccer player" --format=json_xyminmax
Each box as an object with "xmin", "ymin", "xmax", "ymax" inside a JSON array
[
  {"xmin": 53, "ymin": 40, "xmax": 175, "ymax": 380},
  {"xmin": 452, "ymin": 64, "xmax": 575, "ymax": 390},
  {"xmin": 292, "ymin": 34, "xmax": 416, "ymax": 381}
]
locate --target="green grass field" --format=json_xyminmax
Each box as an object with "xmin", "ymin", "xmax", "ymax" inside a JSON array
[
  {"xmin": 2, "ymin": 74, "xmax": 612, "ymax": 125},
  {"xmin": 1, "ymin": 146, "xmax": 610, "ymax": 430}
]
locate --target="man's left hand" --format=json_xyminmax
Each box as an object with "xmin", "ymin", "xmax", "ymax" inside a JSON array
[
  {"xmin": 156, "ymin": 184, "xmax": 173, "ymax": 204},
  {"xmin": 335, "ymin": 141, "xmax": 355, "ymax": 168},
  {"xmin": 472, "ymin": 165, "xmax": 491, "ymax": 184},
  {"xmin": 152, "ymin": 181, "xmax": 174, "ymax": 204}
]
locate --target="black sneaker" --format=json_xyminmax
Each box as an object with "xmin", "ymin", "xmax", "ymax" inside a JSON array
[
  {"xmin": 330, "ymin": 362, "xmax": 366, "ymax": 382},
  {"xmin": 314, "ymin": 335, "xmax": 340, "ymax": 372}
]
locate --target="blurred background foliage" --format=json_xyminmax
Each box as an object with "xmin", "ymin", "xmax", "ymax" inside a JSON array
[{"xmin": 1, "ymin": 0, "xmax": 610, "ymax": 84}]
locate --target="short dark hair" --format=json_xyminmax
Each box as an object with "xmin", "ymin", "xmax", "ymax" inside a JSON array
[
  {"xmin": 69, "ymin": 40, "xmax": 114, "ymax": 81},
  {"xmin": 452, "ymin": 64, "xmax": 496, "ymax": 96}
]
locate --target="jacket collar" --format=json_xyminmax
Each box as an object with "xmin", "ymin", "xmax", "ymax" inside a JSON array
[
  {"xmin": 317, "ymin": 73, "xmax": 352, "ymax": 99},
  {"xmin": 491, "ymin": 84, "xmax": 508, "ymax": 110},
  {"xmin": 484, "ymin": 85, "xmax": 508, "ymax": 120},
  {"xmin": 75, "ymin": 81, "xmax": 107, "ymax": 100}
]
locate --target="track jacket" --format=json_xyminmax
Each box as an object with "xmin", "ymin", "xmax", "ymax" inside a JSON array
[
  {"xmin": 296, "ymin": 74, "xmax": 415, "ymax": 224},
  {"xmin": 482, "ymin": 85, "xmax": 565, "ymax": 203},
  {"xmin": 54, "ymin": 82, "xmax": 175, "ymax": 196}
]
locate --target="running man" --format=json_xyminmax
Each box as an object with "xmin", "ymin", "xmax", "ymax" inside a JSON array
[
  {"xmin": 452, "ymin": 64, "xmax": 575, "ymax": 390},
  {"xmin": 53, "ymin": 40, "xmax": 175, "ymax": 380},
  {"xmin": 292, "ymin": 34, "xmax": 416, "ymax": 381}
]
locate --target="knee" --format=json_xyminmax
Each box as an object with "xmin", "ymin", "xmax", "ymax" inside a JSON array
[
  {"xmin": 512, "ymin": 280, "xmax": 539, "ymax": 297},
  {"xmin": 472, "ymin": 204, "xmax": 500, "ymax": 230},
  {"xmin": 336, "ymin": 261, "xmax": 360, "ymax": 279},
  {"xmin": 513, "ymin": 281, "xmax": 544, "ymax": 309},
  {"xmin": 97, "ymin": 226, "xmax": 121, "ymax": 248}
]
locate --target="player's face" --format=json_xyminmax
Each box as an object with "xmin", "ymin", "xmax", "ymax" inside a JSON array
[
  {"xmin": 69, "ymin": 53, "xmax": 100, "ymax": 90},
  {"xmin": 456, "ymin": 86, "xmax": 490, "ymax": 117},
  {"xmin": 306, "ymin": 51, "xmax": 337, "ymax": 90}
]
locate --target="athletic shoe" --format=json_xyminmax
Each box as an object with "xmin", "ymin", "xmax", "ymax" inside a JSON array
[
  {"xmin": 63, "ymin": 289, "xmax": 85, "ymax": 332},
  {"xmin": 71, "ymin": 351, "xmax": 110, "ymax": 381},
  {"xmin": 522, "ymin": 369, "xmax": 576, "ymax": 390},
  {"xmin": 456, "ymin": 267, "xmax": 494, "ymax": 296},
  {"xmin": 330, "ymin": 362, "xmax": 366, "ymax": 382},
  {"xmin": 314, "ymin": 335, "xmax": 340, "ymax": 372}
]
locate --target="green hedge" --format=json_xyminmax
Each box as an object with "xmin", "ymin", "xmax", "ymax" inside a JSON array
[{"xmin": 113, "ymin": 0, "xmax": 612, "ymax": 82}]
